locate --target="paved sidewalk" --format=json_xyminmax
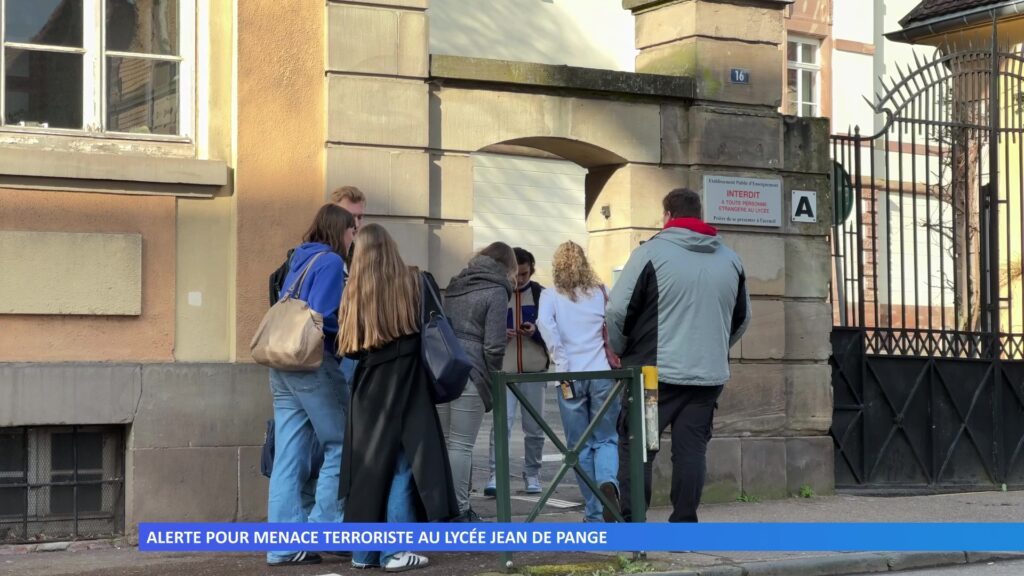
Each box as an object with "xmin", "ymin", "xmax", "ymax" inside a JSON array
[{"xmin": 3, "ymin": 491, "xmax": 1024, "ymax": 576}]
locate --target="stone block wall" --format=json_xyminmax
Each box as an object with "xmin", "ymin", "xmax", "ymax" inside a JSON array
[
  {"xmin": 324, "ymin": 0, "xmax": 835, "ymax": 505},
  {"xmin": 637, "ymin": 112, "xmax": 834, "ymax": 505},
  {"xmin": 327, "ymin": 0, "xmax": 474, "ymax": 285},
  {"xmin": 0, "ymin": 363, "xmax": 272, "ymax": 528}
]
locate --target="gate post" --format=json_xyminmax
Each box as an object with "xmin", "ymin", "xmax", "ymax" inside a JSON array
[
  {"xmin": 619, "ymin": 0, "xmax": 835, "ymax": 503},
  {"xmin": 987, "ymin": 23, "xmax": 1005, "ymax": 483}
]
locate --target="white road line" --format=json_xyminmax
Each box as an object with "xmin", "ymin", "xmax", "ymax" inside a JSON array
[
  {"xmin": 510, "ymin": 495, "xmax": 582, "ymax": 508},
  {"xmin": 541, "ymin": 453, "xmax": 563, "ymax": 462}
]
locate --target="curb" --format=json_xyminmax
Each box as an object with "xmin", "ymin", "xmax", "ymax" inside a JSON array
[
  {"xmin": 650, "ymin": 551, "xmax": 1024, "ymax": 576},
  {"xmin": 0, "ymin": 537, "xmax": 131, "ymax": 555}
]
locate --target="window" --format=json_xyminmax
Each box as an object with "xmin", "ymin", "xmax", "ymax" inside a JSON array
[
  {"xmin": 787, "ymin": 37, "xmax": 820, "ymax": 118},
  {"xmin": 0, "ymin": 0, "xmax": 194, "ymax": 138},
  {"xmin": 0, "ymin": 426, "xmax": 124, "ymax": 544}
]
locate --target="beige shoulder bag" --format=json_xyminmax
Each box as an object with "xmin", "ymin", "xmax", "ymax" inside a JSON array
[{"xmin": 250, "ymin": 252, "xmax": 328, "ymax": 371}]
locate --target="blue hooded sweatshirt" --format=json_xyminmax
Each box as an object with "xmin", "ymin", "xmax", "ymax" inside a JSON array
[{"xmin": 278, "ymin": 242, "xmax": 345, "ymax": 347}]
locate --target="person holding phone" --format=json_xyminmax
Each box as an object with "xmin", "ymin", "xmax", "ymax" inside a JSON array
[{"xmin": 485, "ymin": 248, "xmax": 551, "ymax": 497}]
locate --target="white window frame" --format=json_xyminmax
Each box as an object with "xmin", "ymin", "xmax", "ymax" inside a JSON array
[
  {"xmin": 0, "ymin": 0, "xmax": 195, "ymax": 142},
  {"xmin": 787, "ymin": 36, "xmax": 821, "ymax": 118}
]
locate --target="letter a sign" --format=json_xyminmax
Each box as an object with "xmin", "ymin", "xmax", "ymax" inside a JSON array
[{"xmin": 791, "ymin": 190, "xmax": 817, "ymax": 223}]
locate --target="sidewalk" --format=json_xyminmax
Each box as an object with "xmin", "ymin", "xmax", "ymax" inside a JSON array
[{"xmin": 3, "ymin": 491, "xmax": 1024, "ymax": 576}]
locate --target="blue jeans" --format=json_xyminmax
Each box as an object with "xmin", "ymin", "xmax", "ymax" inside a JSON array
[
  {"xmin": 352, "ymin": 449, "xmax": 416, "ymax": 567},
  {"xmin": 557, "ymin": 379, "xmax": 620, "ymax": 522},
  {"xmin": 267, "ymin": 350, "xmax": 349, "ymax": 563}
]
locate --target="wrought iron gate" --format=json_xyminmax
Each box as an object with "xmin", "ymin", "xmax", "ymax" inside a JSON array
[{"xmin": 830, "ymin": 36, "xmax": 1024, "ymax": 490}]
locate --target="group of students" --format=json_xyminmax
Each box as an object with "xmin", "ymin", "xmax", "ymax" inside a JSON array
[{"xmin": 263, "ymin": 185, "xmax": 751, "ymax": 571}]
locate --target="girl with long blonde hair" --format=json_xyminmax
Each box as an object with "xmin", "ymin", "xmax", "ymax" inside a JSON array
[
  {"xmin": 337, "ymin": 224, "xmax": 458, "ymax": 571},
  {"xmin": 536, "ymin": 241, "xmax": 622, "ymax": 523}
]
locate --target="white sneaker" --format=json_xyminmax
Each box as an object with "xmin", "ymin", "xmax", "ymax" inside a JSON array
[
  {"xmin": 524, "ymin": 473, "xmax": 542, "ymax": 494},
  {"xmin": 383, "ymin": 552, "xmax": 429, "ymax": 572}
]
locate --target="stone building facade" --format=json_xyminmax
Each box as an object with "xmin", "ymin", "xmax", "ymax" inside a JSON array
[{"xmin": 0, "ymin": 0, "xmax": 832, "ymax": 536}]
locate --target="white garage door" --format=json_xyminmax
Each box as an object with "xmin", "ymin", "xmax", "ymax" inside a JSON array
[{"xmin": 470, "ymin": 153, "xmax": 588, "ymax": 286}]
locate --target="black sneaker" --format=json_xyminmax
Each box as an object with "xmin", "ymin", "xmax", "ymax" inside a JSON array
[
  {"xmin": 268, "ymin": 551, "xmax": 322, "ymax": 566},
  {"xmin": 600, "ymin": 482, "xmax": 621, "ymax": 523},
  {"xmin": 451, "ymin": 508, "xmax": 485, "ymax": 522}
]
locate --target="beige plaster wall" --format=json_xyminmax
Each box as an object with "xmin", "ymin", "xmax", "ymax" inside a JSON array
[
  {"xmin": 0, "ymin": 188, "xmax": 175, "ymax": 362},
  {"xmin": 175, "ymin": 0, "xmax": 236, "ymax": 361},
  {"xmin": 234, "ymin": 0, "xmax": 325, "ymax": 361}
]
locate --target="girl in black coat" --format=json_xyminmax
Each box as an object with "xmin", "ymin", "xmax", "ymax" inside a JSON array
[{"xmin": 337, "ymin": 224, "xmax": 459, "ymax": 571}]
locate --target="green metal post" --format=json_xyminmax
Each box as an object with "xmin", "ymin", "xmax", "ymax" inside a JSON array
[
  {"xmin": 493, "ymin": 373, "xmax": 513, "ymax": 571},
  {"xmin": 629, "ymin": 367, "xmax": 647, "ymax": 524}
]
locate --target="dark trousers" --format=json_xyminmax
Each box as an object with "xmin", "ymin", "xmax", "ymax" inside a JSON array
[{"xmin": 617, "ymin": 383, "xmax": 723, "ymax": 523}]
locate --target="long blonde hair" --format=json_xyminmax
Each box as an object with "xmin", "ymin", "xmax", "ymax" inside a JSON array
[
  {"xmin": 552, "ymin": 241, "xmax": 601, "ymax": 302},
  {"xmin": 337, "ymin": 224, "xmax": 420, "ymax": 354}
]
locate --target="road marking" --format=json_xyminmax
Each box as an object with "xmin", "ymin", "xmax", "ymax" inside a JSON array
[
  {"xmin": 510, "ymin": 495, "xmax": 582, "ymax": 508},
  {"xmin": 541, "ymin": 453, "xmax": 563, "ymax": 462}
]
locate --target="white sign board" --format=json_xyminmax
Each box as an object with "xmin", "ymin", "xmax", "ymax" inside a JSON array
[
  {"xmin": 791, "ymin": 190, "xmax": 817, "ymax": 223},
  {"xmin": 703, "ymin": 175, "xmax": 782, "ymax": 227}
]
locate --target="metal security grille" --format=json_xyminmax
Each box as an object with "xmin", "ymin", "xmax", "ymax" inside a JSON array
[
  {"xmin": 830, "ymin": 30, "xmax": 1024, "ymax": 490},
  {"xmin": 0, "ymin": 426, "xmax": 125, "ymax": 543}
]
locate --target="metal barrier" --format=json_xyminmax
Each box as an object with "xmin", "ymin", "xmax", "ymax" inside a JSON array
[{"xmin": 491, "ymin": 367, "xmax": 649, "ymax": 569}]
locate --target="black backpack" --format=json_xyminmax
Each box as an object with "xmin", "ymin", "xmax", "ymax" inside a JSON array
[{"xmin": 268, "ymin": 249, "xmax": 294, "ymax": 306}]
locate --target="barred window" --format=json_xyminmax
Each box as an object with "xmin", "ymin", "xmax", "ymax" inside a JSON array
[{"xmin": 0, "ymin": 426, "xmax": 124, "ymax": 543}]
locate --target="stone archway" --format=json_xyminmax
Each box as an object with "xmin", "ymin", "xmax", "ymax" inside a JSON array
[{"xmin": 426, "ymin": 74, "xmax": 692, "ymax": 286}]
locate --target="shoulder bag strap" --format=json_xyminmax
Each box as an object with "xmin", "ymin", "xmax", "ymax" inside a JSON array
[
  {"xmin": 282, "ymin": 252, "xmax": 328, "ymax": 301},
  {"xmin": 420, "ymin": 271, "xmax": 444, "ymax": 322}
]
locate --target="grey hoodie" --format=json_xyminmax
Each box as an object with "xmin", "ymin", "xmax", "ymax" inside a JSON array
[
  {"xmin": 443, "ymin": 255, "xmax": 513, "ymax": 410},
  {"xmin": 606, "ymin": 225, "xmax": 751, "ymax": 387}
]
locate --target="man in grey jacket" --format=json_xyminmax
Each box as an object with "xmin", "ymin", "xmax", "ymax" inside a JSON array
[{"xmin": 607, "ymin": 188, "xmax": 751, "ymax": 523}]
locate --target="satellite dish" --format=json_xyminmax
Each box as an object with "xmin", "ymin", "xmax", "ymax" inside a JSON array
[{"xmin": 833, "ymin": 161, "xmax": 855, "ymax": 225}]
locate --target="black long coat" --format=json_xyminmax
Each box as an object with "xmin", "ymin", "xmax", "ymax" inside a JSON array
[{"xmin": 339, "ymin": 333, "xmax": 459, "ymax": 522}]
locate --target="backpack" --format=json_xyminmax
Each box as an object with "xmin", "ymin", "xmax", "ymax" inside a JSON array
[
  {"xmin": 260, "ymin": 419, "xmax": 324, "ymax": 479},
  {"xmin": 420, "ymin": 271, "xmax": 473, "ymax": 404},
  {"xmin": 268, "ymin": 249, "xmax": 294, "ymax": 306}
]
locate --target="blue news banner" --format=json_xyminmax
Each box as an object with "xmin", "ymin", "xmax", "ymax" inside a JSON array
[{"xmin": 140, "ymin": 523, "xmax": 1024, "ymax": 552}]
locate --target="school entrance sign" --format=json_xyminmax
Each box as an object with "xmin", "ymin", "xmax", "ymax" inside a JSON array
[{"xmin": 702, "ymin": 175, "xmax": 782, "ymax": 227}]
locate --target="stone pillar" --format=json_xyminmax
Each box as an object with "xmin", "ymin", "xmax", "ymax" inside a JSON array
[
  {"xmin": 617, "ymin": 0, "xmax": 835, "ymax": 502},
  {"xmin": 325, "ymin": 0, "xmax": 460, "ymax": 275},
  {"xmin": 625, "ymin": 0, "xmax": 787, "ymax": 107}
]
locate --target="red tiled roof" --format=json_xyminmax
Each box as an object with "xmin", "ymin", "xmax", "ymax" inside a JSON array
[{"xmin": 900, "ymin": 0, "xmax": 1016, "ymax": 26}]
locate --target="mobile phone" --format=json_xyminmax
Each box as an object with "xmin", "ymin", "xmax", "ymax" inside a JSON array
[{"xmin": 559, "ymin": 380, "xmax": 576, "ymax": 400}]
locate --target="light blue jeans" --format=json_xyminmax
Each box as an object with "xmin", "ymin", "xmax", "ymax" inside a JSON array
[
  {"xmin": 352, "ymin": 449, "xmax": 416, "ymax": 567},
  {"xmin": 267, "ymin": 349, "xmax": 349, "ymax": 563},
  {"xmin": 557, "ymin": 379, "xmax": 621, "ymax": 522},
  {"xmin": 296, "ymin": 356, "xmax": 357, "ymax": 518}
]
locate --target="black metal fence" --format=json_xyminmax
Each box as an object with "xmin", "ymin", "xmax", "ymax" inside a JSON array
[{"xmin": 830, "ymin": 34, "xmax": 1024, "ymax": 489}]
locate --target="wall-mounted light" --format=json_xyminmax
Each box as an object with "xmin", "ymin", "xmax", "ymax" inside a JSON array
[{"xmin": 601, "ymin": 205, "xmax": 611, "ymax": 219}]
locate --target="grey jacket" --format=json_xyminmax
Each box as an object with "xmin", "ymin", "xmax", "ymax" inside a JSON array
[
  {"xmin": 606, "ymin": 225, "xmax": 751, "ymax": 387},
  {"xmin": 443, "ymin": 255, "xmax": 513, "ymax": 411}
]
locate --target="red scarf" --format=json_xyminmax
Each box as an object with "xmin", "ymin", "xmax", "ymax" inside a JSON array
[{"xmin": 664, "ymin": 217, "xmax": 718, "ymax": 236}]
